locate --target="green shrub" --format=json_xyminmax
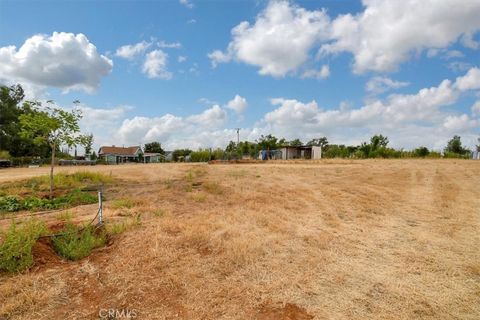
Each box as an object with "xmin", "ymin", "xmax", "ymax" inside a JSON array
[
  {"xmin": 52, "ymin": 223, "xmax": 106, "ymax": 261},
  {"xmin": 0, "ymin": 196, "xmax": 21, "ymax": 212},
  {"xmin": 0, "ymin": 220, "xmax": 46, "ymax": 272}
]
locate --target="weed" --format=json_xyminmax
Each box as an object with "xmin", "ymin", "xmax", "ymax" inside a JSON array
[
  {"xmin": 0, "ymin": 196, "xmax": 21, "ymax": 212},
  {"xmin": 153, "ymin": 208, "xmax": 166, "ymax": 217},
  {"xmin": 192, "ymin": 193, "xmax": 206, "ymax": 202},
  {"xmin": 0, "ymin": 220, "xmax": 46, "ymax": 272},
  {"xmin": 203, "ymin": 182, "xmax": 223, "ymax": 195},
  {"xmin": 56, "ymin": 211, "xmax": 74, "ymax": 221},
  {"xmin": 112, "ymin": 198, "xmax": 134, "ymax": 209},
  {"xmin": 52, "ymin": 223, "xmax": 106, "ymax": 261},
  {"xmin": 185, "ymin": 171, "xmax": 194, "ymax": 183}
]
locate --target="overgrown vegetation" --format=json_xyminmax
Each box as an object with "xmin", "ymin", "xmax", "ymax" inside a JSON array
[
  {"xmin": 51, "ymin": 223, "xmax": 106, "ymax": 261},
  {"xmin": 0, "ymin": 172, "xmax": 112, "ymax": 213},
  {"xmin": 0, "ymin": 220, "xmax": 46, "ymax": 272},
  {"xmin": 112, "ymin": 198, "xmax": 134, "ymax": 209}
]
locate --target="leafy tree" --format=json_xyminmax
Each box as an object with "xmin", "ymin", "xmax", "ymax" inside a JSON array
[
  {"xmin": 172, "ymin": 149, "xmax": 192, "ymax": 162},
  {"xmin": 476, "ymin": 136, "xmax": 480, "ymax": 152},
  {"xmin": 370, "ymin": 134, "xmax": 389, "ymax": 150},
  {"xmin": 307, "ymin": 137, "xmax": 329, "ymax": 150},
  {"xmin": 257, "ymin": 134, "xmax": 279, "ymax": 150},
  {"xmin": 414, "ymin": 146, "xmax": 430, "ymax": 157},
  {"xmin": 19, "ymin": 103, "xmax": 85, "ymax": 198},
  {"xmin": 444, "ymin": 135, "xmax": 469, "ymax": 155},
  {"xmin": 288, "ymin": 138, "xmax": 303, "ymax": 146},
  {"xmin": 83, "ymin": 133, "xmax": 94, "ymax": 158},
  {"xmin": 144, "ymin": 141, "xmax": 164, "ymax": 154}
]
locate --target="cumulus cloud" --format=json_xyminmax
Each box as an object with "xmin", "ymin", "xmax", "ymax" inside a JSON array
[
  {"xmin": 366, "ymin": 77, "xmax": 409, "ymax": 95},
  {"xmin": 0, "ymin": 32, "xmax": 112, "ymax": 94},
  {"xmin": 301, "ymin": 65, "xmax": 330, "ymax": 79},
  {"xmin": 472, "ymin": 101, "xmax": 480, "ymax": 116},
  {"xmin": 117, "ymin": 104, "xmax": 228, "ymax": 149},
  {"xmin": 209, "ymin": 0, "xmax": 330, "ymax": 77},
  {"xmin": 321, "ymin": 0, "xmax": 480, "ymax": 73},
  {"xmin": 142, "ymin": 50, "xmax": 172, "ymax": 79},
  {"xmin": 115, "ymin": 41, "xmax": 151, "ymax": 59},
  {"xmin": 226, "ymin": 95, "xmax": 248, "ymax": 114},
  {"xmin": 256, "ymin": 67, "xmax": 480, "ymax": 149},
  {"xmin": 454, "ymin": 67, "xmax": 480, "ymax": 91},
  {"xmin": 211, "ymin": 0, "xmax": 480, "ymax": 76}
]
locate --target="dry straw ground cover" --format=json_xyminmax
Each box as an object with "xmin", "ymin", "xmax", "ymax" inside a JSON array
[{"xmin": 0, "ymin": 160, "xmax": 479, "ymax": 319}]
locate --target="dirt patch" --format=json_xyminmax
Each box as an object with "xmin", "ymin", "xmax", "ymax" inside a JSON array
[
  {"xmin": 31, "ymin": 238, "xmax": 63, "ymax": 271},
  {"xmin": 256, "ymin": 303, "xmax": 314, "ymax": 320}
]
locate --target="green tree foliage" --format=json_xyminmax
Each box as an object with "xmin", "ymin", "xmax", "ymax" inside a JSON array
[
  {"xmin": 306, "ymin": 137, "xmax": 329, "ymax": 150},
  {"xmin": 257, "ymin": 134, "xmax": 279, "ymax": 150},
  {"xmin": 144, "ymin": 141, "xmax": 165, "ymax": 154},
  {"xmin": 414, "ymin": 147, "xmax": 430, "ymax": 157},
  {"xmin": 288, "ymin": 138, "xmax": 303, "ymax": 146},
  {"xmin": 172, "ymin": 149, "xmax": 192, "ymax": 162},
  {"xmin": 0, "ymin": 84, "xmax": 49, "ymax": 157},
  {"xmin": 19, "ymin": 103, "xmax": 85, "ymax": 198},
  {"xmin": 83, "ymin": 133, "xmax": 94, "ymax": 158},
  {"xmin": 444, "ymin": 135, "xmax": 469, "ymax": 155}
]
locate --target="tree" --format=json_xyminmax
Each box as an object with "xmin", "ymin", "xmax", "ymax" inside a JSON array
[
  {"xmin": 307, "ymin": 137, "xmax": 328, "ymax": 150},
  {"xmin": 257, "ymin": 134, "xmax": 279, "ymax": 150},
  {"xmin": 83, "ymin": 133, "xmax": 94, "ymax": 158},
  {"xmin": 476, "ymin": 136, "xmax": 480, "ymax": 152},
  {"xmin": 444, "ymin": 135, "xmax": 468, "ymax": 155},
  {"xmin": 288, "ymin": 138, "xmax": 303, "ymax": 146},
  {"xmin": 144, "ymin": 141, "xmax": 164, "ymax": 154},
  {"xmin": 19, "ymin": 103, "xmax": 85, "ymax": 198},
  {"xmin": 370, "ymin": 134, "xmax": 389, "ymax": 150},
  {"xmin": 414, "ymin": 146, "xmax": 430, "ymax": 157}
]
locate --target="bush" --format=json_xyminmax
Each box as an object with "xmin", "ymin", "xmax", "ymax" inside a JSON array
[
  {"xmin": 0, "ymin": 220, "xmax": 46, "ymax": 272},
  {"xmin": 52, "ymin": 223, "xmax": 106, "ymax": 261},
  {"xmin": 0, "ymin": 189, "xmax": 98, "ymax": 213}
]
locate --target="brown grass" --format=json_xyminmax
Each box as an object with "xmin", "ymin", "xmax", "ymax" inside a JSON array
[{"xmin": 0, "ymin": 160, "xmax": 479, "ymax": 319}]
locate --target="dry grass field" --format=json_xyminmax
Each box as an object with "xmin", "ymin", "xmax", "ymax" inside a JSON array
[{"xmin": 0, "ymin": 160, "xmax": 479, "ymax": 319}]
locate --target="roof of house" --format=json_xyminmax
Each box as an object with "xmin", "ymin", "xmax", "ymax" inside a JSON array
[{"xmin": 99, "ymin": 146, "xmax": 141, "ymax": 156}]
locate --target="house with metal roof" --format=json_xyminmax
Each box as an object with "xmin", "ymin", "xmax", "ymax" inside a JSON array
[{"xmin": 98, "ymin": 146, "xmax": 142, "ymax": 164}]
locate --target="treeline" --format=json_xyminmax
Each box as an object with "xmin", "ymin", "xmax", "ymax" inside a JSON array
[
  {"xmin": 0, "ymin": 84, "xmax": 93, "ymax": 166},
  {"xmin": 172, "ymin": 133, "xmax": 478, "ymax": 162}
]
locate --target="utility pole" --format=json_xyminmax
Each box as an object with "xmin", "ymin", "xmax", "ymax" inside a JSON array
[{"xmin": 235, "ymin": 128, "xmax": 240, "ymax": 145}]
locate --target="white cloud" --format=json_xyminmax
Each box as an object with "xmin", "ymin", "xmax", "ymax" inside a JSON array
[
  {"xmin": 209, "ymin": 0, "xmax": 330, "ymax": 77},
  {"xmin": 0, "ymin": 32, "xmax": 112, "ymax": 94},
  {"xmin": 157, "ymin": 41, "xmax": 182, "ymax": 49},
  {"xmin": 211, "ymin": 0, "xmax": 480, "ymax": 76},
  {"xmin": 117, "ymin": 105, "xmax": 228, "ymax": 149},
  {"xmin": 115, "ymin": 41, "xmax": 151, "ymax": 59},
  {"xmin": 454, "ymin": 67, "xmax": 480, "ymax": 91},
  {"xmin": 301, "ymin": 65, "xmax": 330, "ymax": 79},
  {"xmin": 179, "ymin": 0, "xmax": 193, "ymax": 9},
  {"xmin": 226, "ymin": 94, "xmax": 248, "ymax": 114},
  {"xmin": 142, "ymin": 50, "xmax": 172, "ymax": 79},
  {"xmin": 321, "ymin": 0, "xmax": 480, "ymax": 73},
  {"xmin": 256, "ymin": 67, "xmax": 480, "ymax": 149},
  {"xmin": 178, "ymin": 56, "xmax": 187, "ymax": 63},
  {"xmin": 187, "ymin": 19, "xmax": 197, "ymax": 24},
  {"xmin": 366, "ymin": 77, "xmax": 409, "ymax": 95},
  {"xmin": 472, "ymin": 101, "xmax": 480, "ymax": 116}
]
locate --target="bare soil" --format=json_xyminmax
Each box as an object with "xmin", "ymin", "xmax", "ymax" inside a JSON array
[{"xmin": 0, "ymin": 160, "xmax": 479, "ymax": 319}]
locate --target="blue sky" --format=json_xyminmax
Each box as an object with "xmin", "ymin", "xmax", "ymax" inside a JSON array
[{"xmin": 0, "ymin": 0, "xmax": 479, "ymax": 151}]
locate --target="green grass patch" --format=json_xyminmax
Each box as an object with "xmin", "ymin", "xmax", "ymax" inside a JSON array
[
  {"xmin": 0, "ymin": 189, "xmax": 98, "ymax": 213},
  {"xmin": 0, "ymin": 220, "xmax": 46, "ymax": 273},
  {"xmin": 52, "ymin": 223, "xmax": 106, "ymax": 261},
  {"xmin": 112, "ymin": 198, "xmax": 134, "ymax": 209}
]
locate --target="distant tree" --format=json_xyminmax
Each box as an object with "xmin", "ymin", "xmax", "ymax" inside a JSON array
[
  {"xmin": 444, "ymin": 135, "xmax": 468, "ymax": 155},
  {"xmin": 90, "ymin": 151, "xmax": 98, "ymax": 160},
  {"xmin": 370, "ymin": 134, "xmax": 389, "ymax": 150},
  {"xmin": 257, "ymin": 134, "xmax": 279, "ymax": 150},
  {"xmin": 19, "ymin": 102, "xmax": 85, "ymax": 198},
  {"xmin": 307, "ymin": 137, "xmax": 329, "ymax": 150},
  {"xmin": 83, "ymin": 133, "xmax": 94, "ymax": 158},
  {"xmin": 225, "ymin": 141, "xmax": 237, "ymax": 153},
  {"xmin": 414, "ymin": 146, "xmax": 430, "ymax": 157},
  {"xmin": 476, "ymin": 136, "xmax": 480, "ymax": 152},
  {"xmin": 172, "ymin": 149, "xmax": 192, "ymax": 162},
  {"xmin": 144, "ymin": 141, "xmax": 164, "ymax": 154},
  {"xmin": 288, "ymin": 138, "xmax": 303, "ymax": 146}
]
